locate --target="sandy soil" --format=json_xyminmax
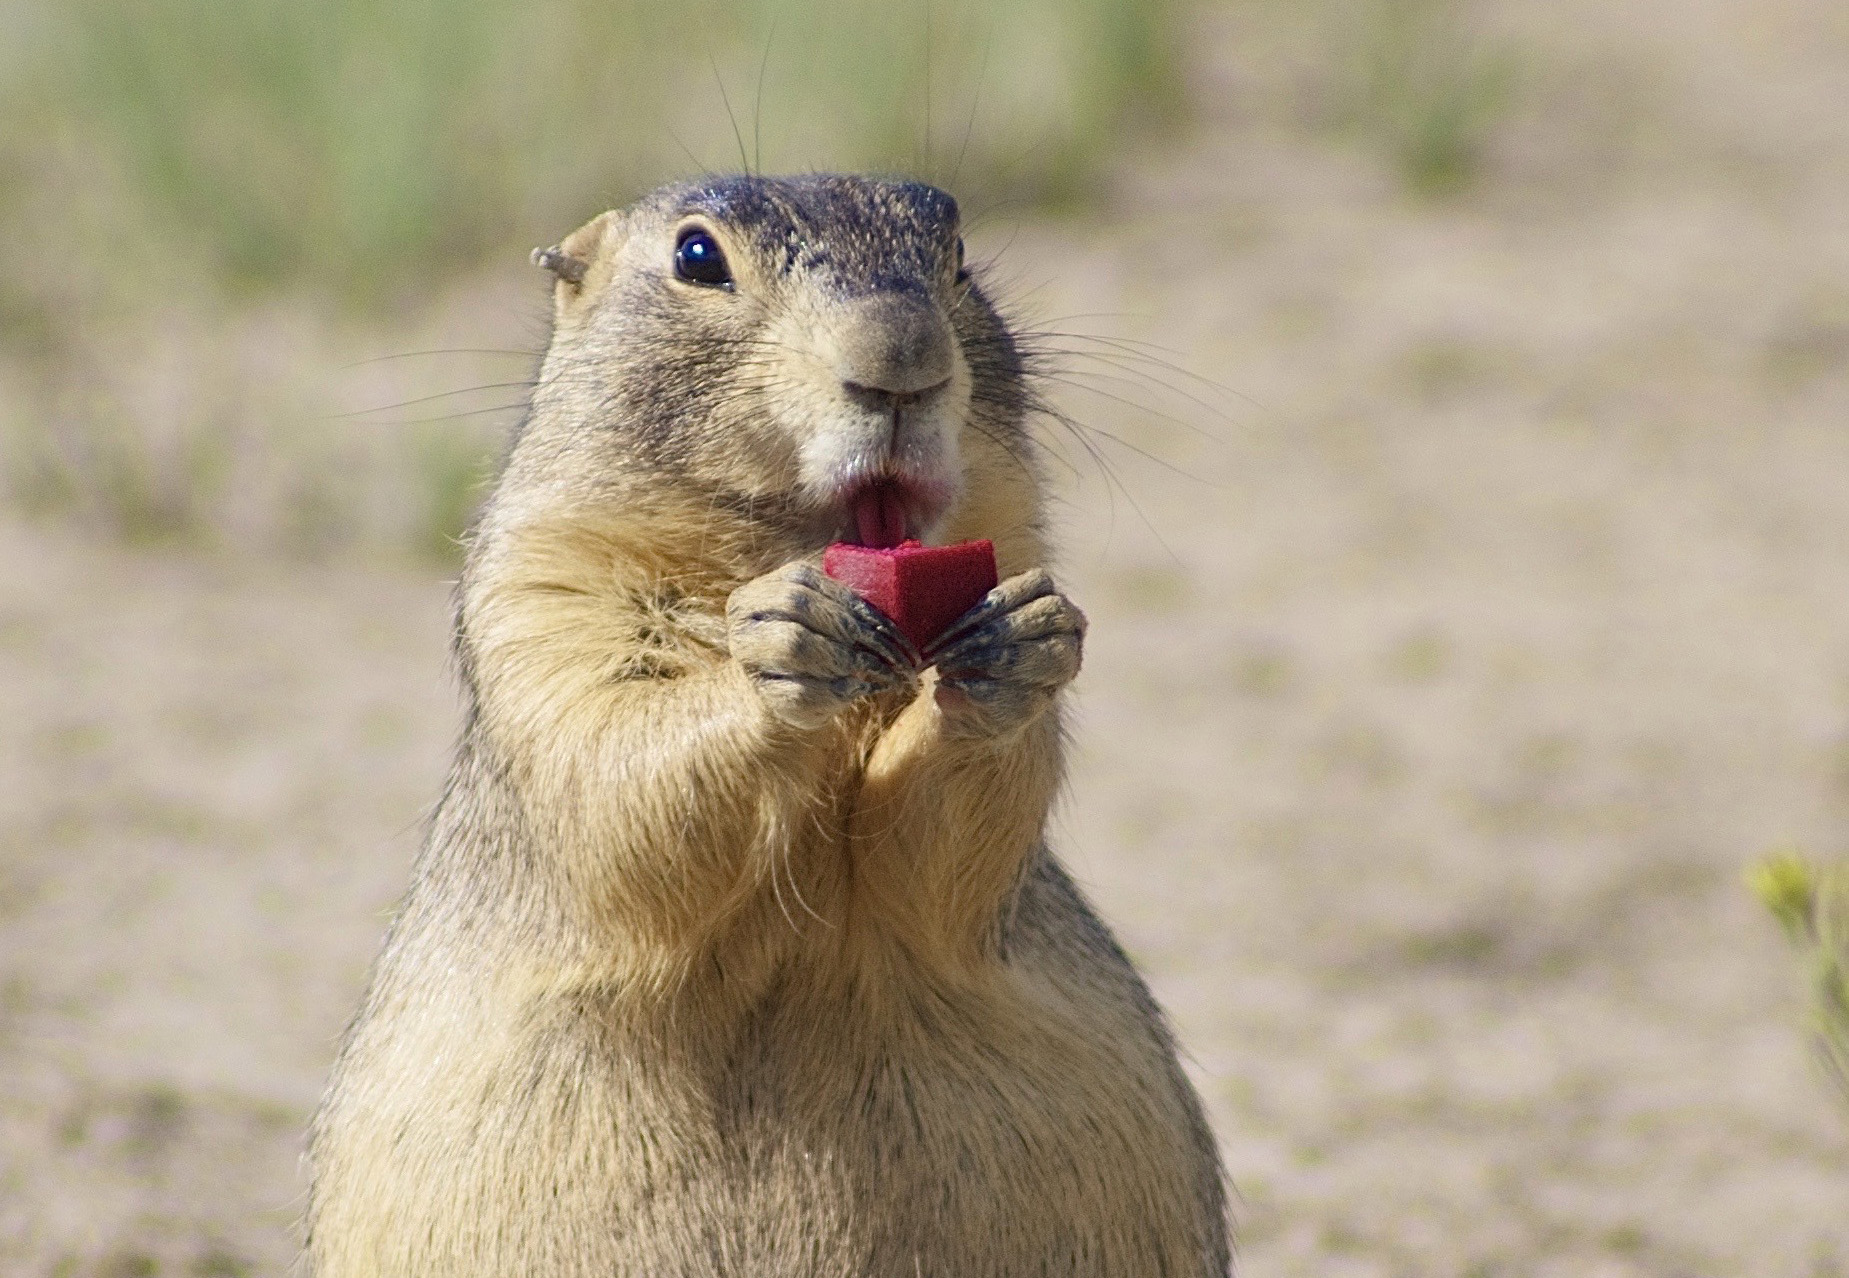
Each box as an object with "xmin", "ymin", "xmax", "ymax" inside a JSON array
[{"xmin": 3, "ymin": 0, "xmax": 1847, "ymax": 1273}]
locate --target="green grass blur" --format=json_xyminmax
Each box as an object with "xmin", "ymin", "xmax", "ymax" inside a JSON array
[
  {"xmin": 1327, "ymin": 0, "xmax": 1518, "ymax": 196},
  {"xmin": 0, "ymin": 0, "xmax": 1192, "ymax": 557},
  {"xmin": 14, "ymin": 0, "xmax": 1181, "ymax": 310},
  {"xmin": 0, "ymin": 0, "xmax": 1528, "ymax": 560},
  {"xmin": 1752, "ymin": 854, "xmax": 1849, "ymax": 1109}
]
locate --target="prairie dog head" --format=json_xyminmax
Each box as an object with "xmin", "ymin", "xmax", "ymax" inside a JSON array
[{"xmin": 507, "ymin": 175, "xmax": 1035, "ymax": 563}]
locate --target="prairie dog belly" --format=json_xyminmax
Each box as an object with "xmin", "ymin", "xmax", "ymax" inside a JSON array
[
  {"xmin": 312, "ymin": 860, "xmax": 1222, "ymax": 1278},
  {"xmin": 702, "ymin": 873, "xmax": 1220, "ymax": 1276}
]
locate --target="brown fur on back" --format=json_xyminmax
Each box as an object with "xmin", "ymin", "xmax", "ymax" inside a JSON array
[{"xmin": 306, "ymin": 174, "xmax": 1229, "ymax": 1277}]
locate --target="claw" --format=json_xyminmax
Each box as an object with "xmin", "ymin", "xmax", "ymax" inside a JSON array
[
  {"xmin": 924, "ymin": 569, "xmax": 1084, "ymax": 738},
  {"xmin": 924, "ymin": 568, "xmax": 1055, "ymax": 659},
  {"xmin": 727, "ymin": 560, "xmax": 922, "ymax": 726}
]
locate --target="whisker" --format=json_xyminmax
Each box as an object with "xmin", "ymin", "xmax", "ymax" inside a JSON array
[
  {"xmin": 332, "ymin": 402, "xmax": 533, "ymax": 427},
  {"xmin": 950, "ymin": 27, "xmax": 992, "ymax": 190},
  {"xmin": 325, "ymin": 380, "xmax": 538, "ymax": 421},
  {"xmin": 1030, "ymin": 391, "xmax": 1212, "ymax": 487},
  {"xmin": 1026, "ymin": 329, "xmax": 1268, "ymax": 415},
  {"xmin": 1028, "ymin": 371, "xmax": 1229, "ymax": 458},
  {"xmin": 1031, "ymin": 402, "xmax": 1181, "ymax": 565},
  {"xmin": 964, "ymin": 417, "xmax": 1048, "ymax": 485},
  {"xmin": 1027, "ymin": 352, "xmax": 1238, "ymax": 437},
  {"xmin": 753, "ymin": 15, "xmax": 777, "ymax": 176},
  {"xmin": 710, "ymin": 51, "xmax": 751, "ymax": 174},
  {"xmin": 342, "ymin": 348, "xmax": 539, "ymax": 369},
  {"xmin": 665, "ymin": 125, "xmax": 711, "ymax": 177}
]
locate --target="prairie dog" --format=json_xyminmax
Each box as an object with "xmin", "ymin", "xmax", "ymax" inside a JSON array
[{"xmin": 306, "ymin": 174, "xmax": 1229, "ymax": 1276}]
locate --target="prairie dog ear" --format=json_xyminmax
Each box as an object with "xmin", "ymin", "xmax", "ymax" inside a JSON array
[{"xmin": 532, "ymin": 210, "xmax": 622, "ymax": 312}]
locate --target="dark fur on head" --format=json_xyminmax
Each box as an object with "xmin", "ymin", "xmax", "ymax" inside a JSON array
[{"xmin": 504, "ymin": 175, "xmax": 1032, "ymax": 567}]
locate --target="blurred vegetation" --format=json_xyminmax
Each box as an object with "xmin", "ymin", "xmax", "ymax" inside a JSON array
[
  {"xmin": 0, "ymin": 0, "xmax": 1186, "ymax": 559},
  {"xmin": 15, "ymin": 0, "xmax": 1182, "ymax": 310},
  {"xmin": 0, "ymin": 0, "xmax": 1530, "ymax": 561},
  {"xmin": 1324, "ymin": 0, "xmax": 1519, "ymax": 196},
  {"xmin": 1751, "ymin": 853, "xmax": 1849, "ymax": 1109}
]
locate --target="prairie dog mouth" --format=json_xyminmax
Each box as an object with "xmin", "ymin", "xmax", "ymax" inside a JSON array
[{"xmin": 844, "ymin": 478, "xmax": 923, "ymax": 548}]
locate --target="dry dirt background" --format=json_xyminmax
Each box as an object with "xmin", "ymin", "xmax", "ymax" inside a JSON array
[{"xmin": 3, "ymin": 0, "xmax": 1848, "ymax": 1274}]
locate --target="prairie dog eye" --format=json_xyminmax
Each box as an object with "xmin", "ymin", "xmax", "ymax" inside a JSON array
[
  {"xmin": 954, "ymin": 237, "xmax": 968, "ymax": 283},
  {"xmin": 674, "ymin": 228, "xmax": 732, "ymax": 288}
]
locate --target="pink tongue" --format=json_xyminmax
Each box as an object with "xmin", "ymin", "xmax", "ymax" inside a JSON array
[{"xmin": 853, "ymin": 483, "xmax": 908, "ymax": 548}]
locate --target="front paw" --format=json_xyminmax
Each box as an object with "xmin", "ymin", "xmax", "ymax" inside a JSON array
[
  {"xmin": 727, "ymin": 562, "xmax": 919, "ymax": 728},
  {"xmin": 927, "ymin": 569, "xmax": 1086, "ymax": 738}
]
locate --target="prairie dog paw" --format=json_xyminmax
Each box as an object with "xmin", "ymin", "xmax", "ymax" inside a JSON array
[
  {"xmin": 927, "ymin": 569, "xmax": 1086, "ymax": 738},
  {"xmin": 727, "ymin": 562, "xmax": 918, "ymax": 728}
]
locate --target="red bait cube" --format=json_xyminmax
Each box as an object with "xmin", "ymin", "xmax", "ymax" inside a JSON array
[{"xmin": 823, "ymin": 539, "xmax": 999, "ymax": 654}]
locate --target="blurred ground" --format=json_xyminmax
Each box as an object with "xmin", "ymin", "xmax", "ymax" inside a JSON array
[{"xmin": 3, "ymin": 0, "xmax": 1848, "ymax": 1274}]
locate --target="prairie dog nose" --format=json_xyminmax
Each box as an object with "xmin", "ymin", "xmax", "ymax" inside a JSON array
[{"xmin": 833, "ymin": 293, "xmax": 954, "ymax": 402}]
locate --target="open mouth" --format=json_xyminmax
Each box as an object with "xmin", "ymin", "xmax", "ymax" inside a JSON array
[{"xmin": 843, "ymin": 477, "xmax": 921, "ymax": 548}]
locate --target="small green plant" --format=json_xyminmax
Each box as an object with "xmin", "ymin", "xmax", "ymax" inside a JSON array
[
  {"xmin": 1750, "ymin": 852, "xmax": 1849, "ymax": 1106},
  {"xmin": 1328, "ymin": 0, "xmax": 1519, "ymax": 196}
]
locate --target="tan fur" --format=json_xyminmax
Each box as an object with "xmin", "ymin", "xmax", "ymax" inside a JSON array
[{"xmin": 307, "ymin": 175, "xmax": 1228, "ymax": 1276}]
